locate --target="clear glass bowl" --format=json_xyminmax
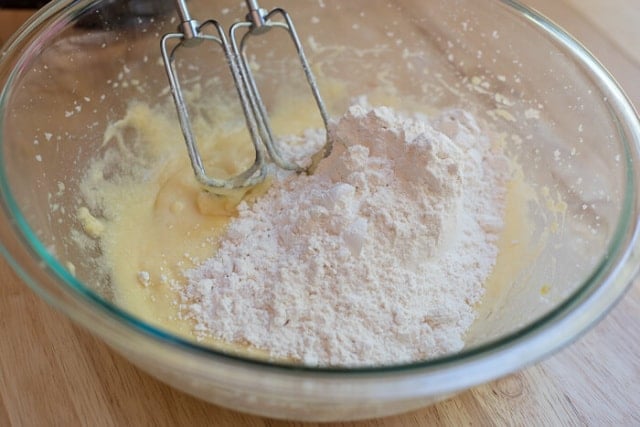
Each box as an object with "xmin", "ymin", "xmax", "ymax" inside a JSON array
[{"xmin": 1, "ymin": 0, "xmax": 639, "ymax": 422}]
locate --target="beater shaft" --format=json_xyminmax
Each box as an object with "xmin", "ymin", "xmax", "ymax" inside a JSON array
[{"xmin": 174, "ymin": 0, "xmax": 199, "ymax": 42}]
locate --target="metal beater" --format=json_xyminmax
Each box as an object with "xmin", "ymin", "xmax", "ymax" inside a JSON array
[{"xmin": 161, "ymin": 0, "xmax": 331, "ymax": 192}]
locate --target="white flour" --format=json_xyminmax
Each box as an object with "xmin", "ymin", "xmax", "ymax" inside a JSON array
[{"xmin": 182, "ymin": 105, "xmax": 509, "ymax": 366}]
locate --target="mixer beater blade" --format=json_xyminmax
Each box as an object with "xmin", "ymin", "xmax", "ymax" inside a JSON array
[{"xmin": 161, "ymin": 0, "xmax": 331, "ymax": 193}]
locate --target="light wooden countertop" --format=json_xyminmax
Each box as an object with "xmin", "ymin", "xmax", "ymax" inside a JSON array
[{"xmin": 1, "ymin": 0, "xmax": 639, "ymax": 425}]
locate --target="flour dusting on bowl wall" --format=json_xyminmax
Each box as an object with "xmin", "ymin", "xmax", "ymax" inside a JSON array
[{"xmin": 0, "ymin": 0, "xmax": 639, "ymax": 422}]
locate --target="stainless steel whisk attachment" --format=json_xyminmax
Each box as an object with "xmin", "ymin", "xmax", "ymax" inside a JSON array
[{"xmin": 161, "ymin": 0, "xmax": 332, "ymax": 193}]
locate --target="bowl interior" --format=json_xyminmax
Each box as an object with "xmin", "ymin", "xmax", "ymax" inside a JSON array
[{"xmin": 0, "ymin": 0, "xmax": 634, "ymax": 367}]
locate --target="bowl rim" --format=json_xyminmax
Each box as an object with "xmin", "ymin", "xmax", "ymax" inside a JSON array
[{"xmin": 0, "ymin": 0, "xmax": 639, "ymax": 378}]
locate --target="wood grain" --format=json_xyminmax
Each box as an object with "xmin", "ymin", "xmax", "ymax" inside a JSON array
[{"xmin": 1, "ymin": 0, "xmax": 639, "ymax": 425}]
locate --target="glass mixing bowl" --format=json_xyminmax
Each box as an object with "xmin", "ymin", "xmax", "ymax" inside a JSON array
[{"xmin": 1, "ymin": 0, "xmax": 639, "ymax": 422}]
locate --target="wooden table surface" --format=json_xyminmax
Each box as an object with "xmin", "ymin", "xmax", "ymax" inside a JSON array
[{"xmin": 1, "ymin": 1, "xmax": 639, "ymax": 425}]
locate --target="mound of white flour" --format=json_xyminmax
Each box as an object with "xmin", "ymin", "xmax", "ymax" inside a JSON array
[{"xmin": 182, "ymin": 105, "xmax": 509, "ymax": 366}]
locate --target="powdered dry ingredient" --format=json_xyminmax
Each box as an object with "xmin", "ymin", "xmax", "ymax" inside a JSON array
[{"xmin": 182, "ymin": 105, "xmax": 510, "ymax": 366}]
